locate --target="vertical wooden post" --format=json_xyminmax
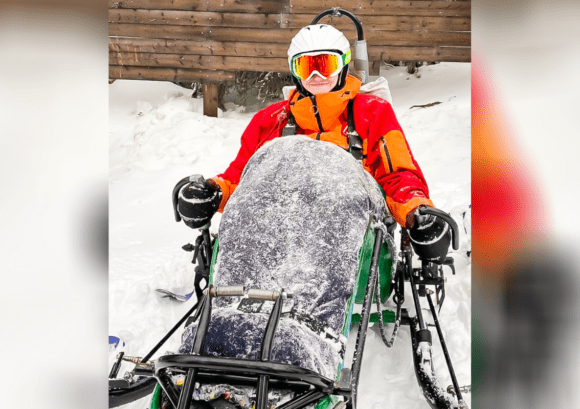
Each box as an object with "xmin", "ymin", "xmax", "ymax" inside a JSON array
[{"xmin": 203, "ymin": 82, "xmax": 218, "ymax": 117}]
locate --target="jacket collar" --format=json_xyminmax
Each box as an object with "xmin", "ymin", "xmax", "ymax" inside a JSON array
[{"xmin": 289, "ymin": 75, "xmax": 361, "ymax": 134}]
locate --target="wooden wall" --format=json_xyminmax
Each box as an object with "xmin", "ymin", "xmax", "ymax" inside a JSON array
[{"xmin": 109, "ymin": 0, "xmax": 471, "ymax": 84}]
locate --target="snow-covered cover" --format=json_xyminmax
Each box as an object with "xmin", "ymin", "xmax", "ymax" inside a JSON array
[
  {"xmin": 110, "ymin": 63, "xmax": 471, "ymax": 409},
  {"xmin": 179, "ymin": 136, "xmax": 388, "ymax": 379}
]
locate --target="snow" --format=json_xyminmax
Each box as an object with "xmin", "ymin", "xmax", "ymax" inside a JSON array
[{"xmin": 109, "ymin": 62, "xmax": 471, "ymax": 408}]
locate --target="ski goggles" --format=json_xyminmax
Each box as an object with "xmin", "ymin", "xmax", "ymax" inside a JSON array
[{"xmin": 290, "ymin": 50, "xmax": 351, "ymax": 81}]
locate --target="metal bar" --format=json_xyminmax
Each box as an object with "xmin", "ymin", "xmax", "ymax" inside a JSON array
[
  {"xmin": 426, "ymin": 291, "xmax": 464, "ymax": 405},
  {"xmin": 256, "ymin": 293, "xmax": 284, "ymax": 409},
  {"xmin": 141, "ymin": 298, "xmax": 201, "ymax": 363},
  {"xmin": 350, "ymin": 228, "xmax": 383, "ymax": 409},
  {"xmin": 190, "ymin": 292, "xmax": 213, "ymax": 354},
  {"xmin": 406, "ymin": 250, "xmax": 426, "ymax": 330},
  {"xmin": 260, "ymin": 294, "xmax": 284, "ymax": 360},
  {"xmin": 256, "ymin": 375, "xmax": 270, "ymax": 409},
  {"xmin": 109, "ymin": 351, "xmax": 124, "ymax": 379},
  {"xmin": 276, "ymin": 390, "xmax": 327, "ymax": 409},
  {"xmin": 177, "ymin": 368, "xmax": 198, "ymax": 409},
  {"xmin": 177, "ymin": 291, "xmax": 213, "ymax": 409},
  {"xmin": 156, "ymin": 368, "xmax": 179, "ymax": 409},
  {"xmin": 155, "ymin": 355, "xmax": 335, "ymax": 391}
]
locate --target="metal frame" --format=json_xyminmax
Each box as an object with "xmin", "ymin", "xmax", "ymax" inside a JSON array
[
  {"xmin": 150, "ymin": 227, "xmax": 384, "ymax": 409},
  {"xmin": 110, "ymin": 217, "xmax": 469, "ymax": 409}
]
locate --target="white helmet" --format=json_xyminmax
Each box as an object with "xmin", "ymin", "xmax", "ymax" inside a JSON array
[
  {"xmin": 287, "ymin": 24, "xmax": 351, "ymax": 92},
  {"xmin": 287, "ymin": 24, "xmax": 350, "ymax": 65}
]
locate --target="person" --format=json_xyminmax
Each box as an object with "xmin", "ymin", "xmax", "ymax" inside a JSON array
[{"xmin": 178, "ymin": 24, "xmax": 436, "ymax": 232}]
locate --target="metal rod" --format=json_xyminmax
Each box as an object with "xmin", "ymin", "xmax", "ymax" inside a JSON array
[
  {"xmin": 350, "ymin": 228, "xmax": 383, "ymax": 409},
  {"xmin": 260, "ymin": 294, "xmax": 284, "ymax": 360},
  {"xmin": 256, "ymin": 293, "xmax": 284, "ymax": 409},
  {"xmin": 109, "ymin": 351, "xmax": 124, "ymax": 379},
  {"xmin": 426, "ymin": 291, "xmax": 464, "ymax": 404},
  {"xmin": 177, "ymin": 292, "xmax": 213, "ymax": 409},
  {"xmin": 406, "ymin": 250, "xmax": 426, "ymax": 330},
  {"xmin": 311, "ymin": 9, "xmax": 364, "ymax": 40},
  {"xmin": 156, "ymin": 368, "xmax": 179, "ymax": 409},
  {"xmin": 155, "ymin": 354, "xmax": 335, "ymax": 391},
  {"xmin": 190, "ymin": 292, "xmax": 212, "ymax": 355},
  {"xmin": 177, "ymin": 368, "xmax": 198, "ymax": 409},
  {"xmin": 276, "ymin": 390, "xmax": 326, "ymax": 409},
  {"xmin": 256, "ymin": 375, "xmax": 270, "ymax": 409},
  {"xmin": 141, "ymin": 298, "xmax": 201, "ymax": 363}
]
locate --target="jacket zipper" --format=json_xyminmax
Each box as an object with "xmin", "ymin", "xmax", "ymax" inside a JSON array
[
  {"xmin": 381, "ymin": 137, "xmax": 394, "ymax": 173},
  {"xmin": 309, "ymin": 95, "xmax": 325, "ymax": 132}
]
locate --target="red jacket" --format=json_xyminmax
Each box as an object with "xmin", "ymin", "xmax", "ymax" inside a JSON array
[{"xmin": 212, "ymin": 75, "xmax": 433, "ymax": 227}]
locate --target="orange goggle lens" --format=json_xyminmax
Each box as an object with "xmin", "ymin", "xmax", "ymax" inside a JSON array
[{"xmin": 291, "ymin": 53, "xmax": 342, "ymax": 81}]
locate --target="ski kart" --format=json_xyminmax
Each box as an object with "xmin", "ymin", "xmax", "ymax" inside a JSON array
[{"xmin": 109, "ymin": 135, "xmax": 469, "ymax": 409}]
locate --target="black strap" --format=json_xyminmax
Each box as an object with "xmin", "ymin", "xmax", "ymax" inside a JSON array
[{"xmin": 347, "ymin": 100, "xmax": 363, "ymax": 161}]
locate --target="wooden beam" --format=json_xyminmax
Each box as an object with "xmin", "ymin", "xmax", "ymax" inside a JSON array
[
  {"xmin": 109, "ymin": 25, "xmax": 471, "ymax": 47},
  {"xmin": 109, "ymin": 52, "xmax": 289, "ymax": 72},
  {"xmin": 289, "ymin": 0, "xmax": 471, "ymax": 16},
  {"xmin": 109, "ymin": 38, "xmax": 289, "ymax": 58},
  {"xmin": 109, "ymin": 9, "xmax": 470, "ymax": 31},
  {"xmin": 203, "ymin": 82, "xmax": 218, "ymax": 117},
  {"xmin": 109, "ymin": 0, "xmax": 289, "ymax": 13},
  {"xmin": 109, "ymin": 38, "xmax": 470, "ymax": 62},
  {"xmin": 368, "ymin": 46, "xmax": 471, "ymax": 62},
  {"xmin": 109, "ymin": 65, "xmax": 235, "ymax": 81}
]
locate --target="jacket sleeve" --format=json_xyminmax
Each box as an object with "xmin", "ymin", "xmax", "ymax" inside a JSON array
[
  {"xmin": 210, "ymin": 109, "xmax": 267, "ymax": 212},
  {"xmin": 364, "ymin": 100, "xmax": 434, "ymax": 227}
]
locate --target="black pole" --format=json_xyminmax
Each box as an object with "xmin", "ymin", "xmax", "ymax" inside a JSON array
[
  {"xmin": 276, "ymin": 390, "xmax": 326, "ymax": 409},
  {"xmin": 350, "ymin": 228, "xmax": 383, "ymax": 409},
  {"xmin": 190, "ymin": 293, "xmax": 213, "ymax": 355},
  {"xmin": 141, "ymin": 299, "xmax": 201, "ymax": 364},
  {"xmin": 156, "ymin": 368, "xmax": 179, "ymax": 408},
  {"xmin": 426, "ymin": 291, "xmax": 464, "ymax": 404},
  {"xmin": 177, "ymin": 368, "xmax": 198, "ymax": 409},
  {"xmin": 109, "ymin": 351, "xmax": 124, "ymax": 379},
  {"xmin": 256, "ymin": 293, "xmax": 284, "ymax": 409},
  {"xmin": 405, "ymin": 250, "xmax": 426, "ymax": 330},
  {"xmin": 177, "ymin": 292, "xmax": 213, "ymax": 409}
]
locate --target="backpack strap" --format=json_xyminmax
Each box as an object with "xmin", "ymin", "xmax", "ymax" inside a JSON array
[{"xmin": 347, "ymin": 99, "xmax": 363, "ymax": 161}]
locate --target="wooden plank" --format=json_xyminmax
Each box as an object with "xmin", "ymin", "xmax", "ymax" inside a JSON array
[
  {"xmin": 109, "ymin": 38, "xmax": 470, "ymax": 62},
  {"xmin": 109, "ymin": 25, "xmax": 471, "ymax": 47},
  {"xmin": 277, "ymin": 14, "xmax": 470, "ymax": 31},
  {"xmin": 109, "ymin": 9, "xmax": 271, "ymax": 28},
  {"xmin": 110, "ymin": 52, "xmax": 289, "ymax": 72},
  {"xmin": 109, "ymin": 65, "xmax": 235, "ymax": 81},
  {"xmin": 203, "ymin": 82, "xmax": 218, "ymax": 117},
  {"xmin": 289, "ymin": 0, "xmax": 471, "ymax": 16},
  {"xmin": 109, "ymin": 38, "xmax": 289, "ymax": 58},
  {"xmin": 109, "ymin": 9, "xmax": 470, "ymax": 31},
  {"xmin": 368, "ymin": 46, "xmax": 471, "ymax": 62},
  {"xmin": 109, "ymin": 0, "xmax": 289, "ymax": 13}
]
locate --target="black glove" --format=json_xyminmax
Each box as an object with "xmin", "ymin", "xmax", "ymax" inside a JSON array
[
  {"xmin": 174, "ymin": 175, "xmax": 222, "ymax": 229},
  {"xmin": 408, "ymin": 206, "xmax": 451, "ymax": 263}
]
